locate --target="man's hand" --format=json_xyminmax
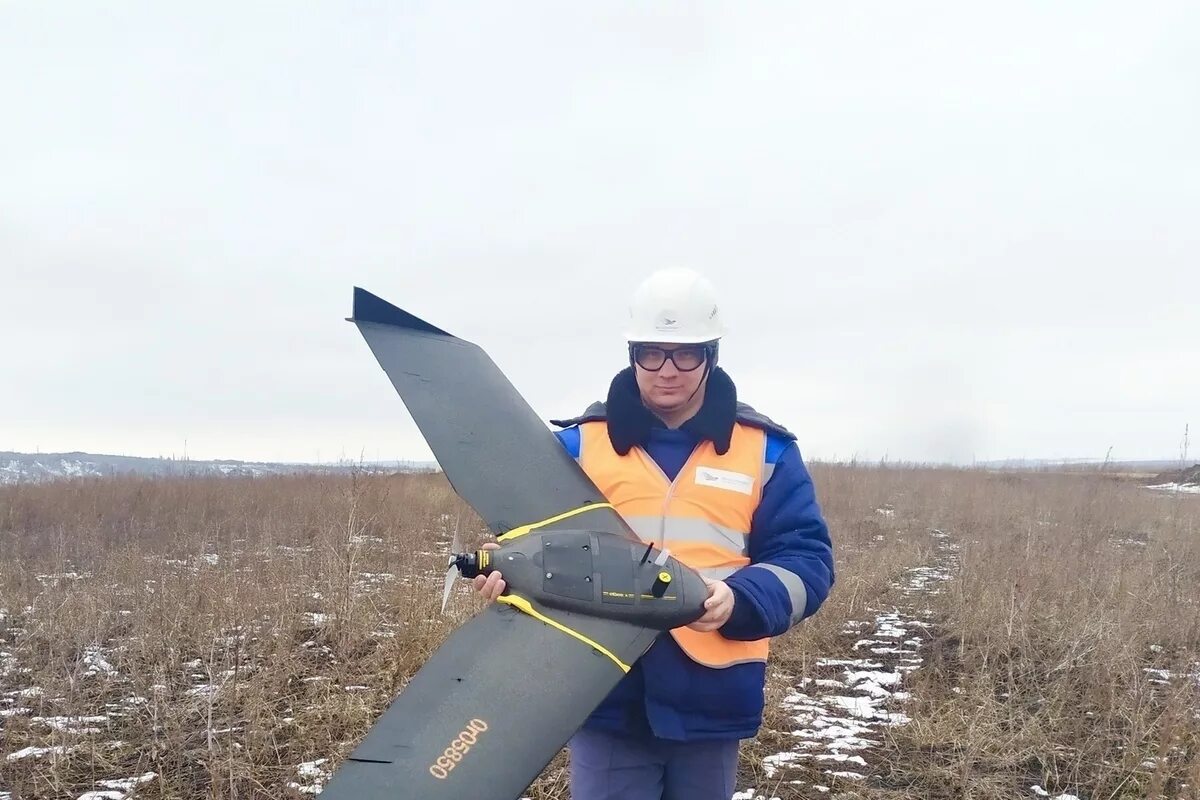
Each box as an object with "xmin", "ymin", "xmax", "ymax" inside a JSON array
[
  {"xmin": 686, "ymin": 577, "xmax": 735, "ymax": 632},
  {"xmin": 471, "ymin": 542, "xmax": 506, "ymax": 601}
]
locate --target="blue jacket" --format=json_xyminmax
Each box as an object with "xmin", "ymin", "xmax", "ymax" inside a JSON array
[{"xmin": 550, "ymin": 373, "xmax": 834, "ymax": 741}]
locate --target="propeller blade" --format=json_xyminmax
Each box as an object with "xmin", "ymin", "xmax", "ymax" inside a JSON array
[
  {"xmin": 441, "ymin": 517, "xmax": 466, "ymax": 615},
  {"xmin": 440, "ymin": 561, "xmax": 458, "ymax": 615}
]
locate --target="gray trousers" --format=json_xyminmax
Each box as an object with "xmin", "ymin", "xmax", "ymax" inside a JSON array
[{"xmin": 568, "ymin": 727, "xmax": 740, "ymax": 800}]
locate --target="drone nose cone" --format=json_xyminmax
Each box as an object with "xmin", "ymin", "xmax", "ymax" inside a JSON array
[{"xmin": 453, "ymin": 552, "xmax": 484, "ymax": 579}]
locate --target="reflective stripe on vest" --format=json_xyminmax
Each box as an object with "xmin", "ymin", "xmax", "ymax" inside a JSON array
[{"xmin": 578, "ymin": 420, "xmax": 771, "ymax": 668}]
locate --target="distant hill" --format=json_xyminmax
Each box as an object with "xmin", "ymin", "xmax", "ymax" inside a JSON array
[
  {"xmin": 0, "ymin": 451, "xmax": 437, "ymax": 485},
  {"xmin": 977, "ymin": 458, "xmax": 1185, "ymax": 473}
]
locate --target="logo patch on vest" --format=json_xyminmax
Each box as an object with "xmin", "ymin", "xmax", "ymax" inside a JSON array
[{"xmin": 694, "ymin": 467, "xmax": 754, "ymax": 495}]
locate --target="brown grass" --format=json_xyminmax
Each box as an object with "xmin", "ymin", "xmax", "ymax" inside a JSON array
[{"xmin": 0, "ymin": 466, "xmax": 1197, "ymax": 799}]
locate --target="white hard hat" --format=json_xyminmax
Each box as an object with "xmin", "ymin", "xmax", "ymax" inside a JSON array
[{"xmin": 623, "ymin": 267, "xmax": 724, "ymax": 343}]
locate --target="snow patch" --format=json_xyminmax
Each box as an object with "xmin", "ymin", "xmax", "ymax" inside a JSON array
[
  {"xmin": 76, "ymin": 771, "xmax": 156, "ymax": 800},
  {"xmin": 6, "ymin": 745, "xmax": 77, "ymax": 761},
  {"xmin": 83, "ymin": 646, "xmax": 118, "ymax": 677},
  {"xmin": 36, "ymin": 572, "xmax": 89, "ymax": 585},
  {"xmin": 289, "ymin": 758, "xmax": 331, "ymax": 795},
  {"xmin": 1031, "ymin": 786, "xmax": 1081, "ymax": 799},
  {"xmin": 1143, "ymin": 667, "xmax": 1172, "ymax": 684},
  {"xmin": 34, "ymin": 714, "xmax": 109, "ymax": 734},
  {"xmin": 1146, "ymin": 482, "xmax": 1200, "ymax": 494},
  {"xmin": 761, "ymin": 750, "xmax": 804, "ymax": 778},
  {"xmin": 740, "ymin": 525, "xmax": 958, "ymax": 793}
]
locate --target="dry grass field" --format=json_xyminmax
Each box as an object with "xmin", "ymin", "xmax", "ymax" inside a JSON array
[{"xmin": 1, "ymin": 465, "xmax": 1197, "ymax": 799}]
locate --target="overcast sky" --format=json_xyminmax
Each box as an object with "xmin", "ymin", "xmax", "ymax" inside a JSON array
[{"xmin": 2, "ymin": 2, "xmax": 1196, "ymax": 466}]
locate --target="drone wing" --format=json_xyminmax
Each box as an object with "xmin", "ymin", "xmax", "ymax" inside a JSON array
[
  {"xmin": 349, "ymin": 287, "xmax": 631, "ymax": 539},
  {"xmin": 320, "ymin": 599, "xmax": 658, "ymax": 799}
]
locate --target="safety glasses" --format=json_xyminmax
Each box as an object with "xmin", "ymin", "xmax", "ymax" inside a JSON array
[{"xmin": 630, "ymin": 344, "xmax": 709, "ymax": 372}]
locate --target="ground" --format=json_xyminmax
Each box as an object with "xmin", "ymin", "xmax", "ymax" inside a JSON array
[{"xmin": 1, "ymin": 466, "xmax": 1197, "ymax": 799}]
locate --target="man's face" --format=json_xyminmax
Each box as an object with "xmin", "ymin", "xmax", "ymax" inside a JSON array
[{"xmin": 631, "ymin": 342, "xmax": 709, "ymax": 412}]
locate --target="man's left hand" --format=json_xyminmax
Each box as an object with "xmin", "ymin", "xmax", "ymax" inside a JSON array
[{"xmin": 686, "ymin": 577, "xmax": 735, "ymax": 632}]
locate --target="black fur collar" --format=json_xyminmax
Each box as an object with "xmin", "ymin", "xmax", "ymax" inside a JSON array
[{"xmin": 604, "ymin": 366, "xmax": 738, "ymax": 456}]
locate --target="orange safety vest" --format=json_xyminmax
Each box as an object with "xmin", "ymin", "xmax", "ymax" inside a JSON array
[{"xmin": 577, "ymin": 420, "xmax": 771, "ymax": 668}]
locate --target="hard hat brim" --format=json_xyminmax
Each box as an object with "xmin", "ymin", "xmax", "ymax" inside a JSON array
[{"xmin": 623, "ymin": 330, "xmax": 722, "ymax": 344}]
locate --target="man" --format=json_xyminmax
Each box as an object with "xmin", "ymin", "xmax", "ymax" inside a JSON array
[{"xmin": 475, "ymin": 268, "xmax": 835, "ymax": 800}]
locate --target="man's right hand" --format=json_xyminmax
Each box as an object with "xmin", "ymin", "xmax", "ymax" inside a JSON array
[{"xmin": 472, "ymin": 542, "xmax": 507, "ymax": 601}]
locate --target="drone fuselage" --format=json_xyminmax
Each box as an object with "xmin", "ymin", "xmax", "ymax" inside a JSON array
[{"xmin": 465, "ymin": 530, "xmax": 709, "ymax": 630}]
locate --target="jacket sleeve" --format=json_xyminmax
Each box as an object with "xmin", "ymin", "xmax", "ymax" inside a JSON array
[
  {"xmin": 719, "ymin": 440, "xmax": 835, "ymax": 640},
  {"xmin": 553, "ymin": 427, "xmax": 581, "ymax": 459}
]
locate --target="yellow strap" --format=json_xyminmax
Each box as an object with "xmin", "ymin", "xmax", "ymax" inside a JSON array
[
  {"xmin": 496, "ymin": 594, "xmax": 631, "ymax": 673},
  {"xmin": 496, "ymin": 502, "xmax": 615, "ymax": 542}
]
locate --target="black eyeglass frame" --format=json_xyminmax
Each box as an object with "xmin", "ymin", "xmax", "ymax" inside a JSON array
[{"xmin": 628, "ymin": 341, "xmax": 719, "ymax": 372}]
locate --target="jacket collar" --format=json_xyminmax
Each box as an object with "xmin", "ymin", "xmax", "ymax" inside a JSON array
[{"xmin": 603, "ymin": 366, "xmax": 738, "ymax": 456}]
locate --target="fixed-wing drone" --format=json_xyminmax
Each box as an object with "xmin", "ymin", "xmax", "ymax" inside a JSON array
[{"xmin": 319, "ymin": 288, "xmax": 710, "ymax": 799}]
